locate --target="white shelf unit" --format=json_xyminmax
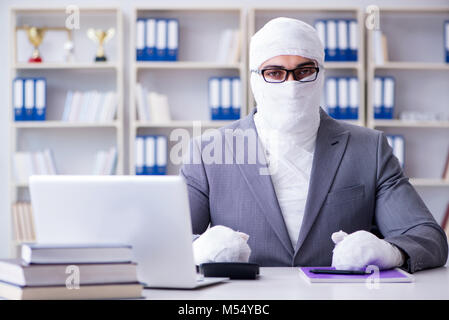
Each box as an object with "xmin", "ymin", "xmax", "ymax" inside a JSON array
[
  {"xmin": 129, "ymin": 6, "xmax": 247, "ymax": 175},
  {"xmin": 8, "ymin": 7, "xmax": 124, "ymax": 253},
  {"xmin": 248, "ymin": 6, "xmax": 365, "ymax": 127},
  {"xmin": 366, "ymin": 7, "xmax": 449, "ymax": 223}
]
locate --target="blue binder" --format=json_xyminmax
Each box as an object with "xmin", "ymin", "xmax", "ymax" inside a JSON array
[
  {"xmin": 382, "ymin": 76, "xmax": 395, "ymax": 119},
  {"xmin": 23, "ymin": 78, "xmax": 35, "ymax": 121},
  {"xmin": 374, "ymin": 77, "xmax": 384, "ymax": 119},
  {"xmin": 445, "ymin": 21, "xmax": 449, "ymax": 63},
  {"xmin": 336, "ymin": 20, "xmax": 348, "ymax": 62},
  {"xmin": 325, "ymin": 77, "xmax": 337, "ymax": 119},
  {"xmin": 34, "ymin": 78, "xmax": 46, "ymax": 121},
  {"xmin": 220, "ymin": 77, "xmax": 232, "ymax": 120},
  {"xmin": 348, "ymin": 19, "xmax": 358, "ymax": 62},
  {"xmin": 230, "ymin": 77, "xmax": 241, "ymax": 120},
  {"xmin": 155, "ymin": 135, "xmax": 167, "ymax": 175},
  {"xmin": 136, "ymin": 18, "xmax": 145, "ymax": 61},
  {"xmin": 348, "ymin": 77, "xmax": 359, "ymax": 120},
  {"xmin": 145, "ymin": 18, "xmax": 157, "ymax": 61},
  {"xmin": 155, "ymin": 19, "xmax": 168, "ymax": 61},
  {"xmin": 135, "ymin": 136, "xmax": 145, "ymax": 175},
  {"xmin": 209, "ymin": 77, "xmax": 221, "ymax": 120},
  {"xmin": 325, "ymin": 20, "xmax": 338, "ymax": 62},
  {"xmin": 166, "ymin": 19, "xmax": 179, "ymax": 61},
  {"xmin": 13, "ymin": 78, "xmax": 24, "ymax": 121},
  {"xmin": 144, "ymin": 135, "xmax": 155, "ymax": 175}
]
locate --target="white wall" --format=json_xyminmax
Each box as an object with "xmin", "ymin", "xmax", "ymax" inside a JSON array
[{"xmin": 1, "ymin": 0, "xmax": 448, "ymax": 258}]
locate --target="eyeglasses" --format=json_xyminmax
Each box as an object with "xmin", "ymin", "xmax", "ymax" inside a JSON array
[{"xmin": 251, "ymin": 66, "xmax": 320, "ymax": 83}]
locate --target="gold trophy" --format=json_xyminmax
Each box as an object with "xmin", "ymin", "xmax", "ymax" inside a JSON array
[
  {"xmin": 26, "ymin": 26, "xmax": 47, "ymax": 63},
  {"xmin": 87, "ymin": 28, "xmax": 115, "ymax": 62}
]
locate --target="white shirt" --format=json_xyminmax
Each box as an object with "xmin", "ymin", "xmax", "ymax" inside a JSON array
[{"xmin": 254, "ymin": 113, "xmax": 316, "ymax": 250}]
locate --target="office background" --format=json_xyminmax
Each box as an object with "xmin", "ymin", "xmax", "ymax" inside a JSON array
[{"xmin": 1, "ymin": 0, "xmax": 448, "ymax": 259}]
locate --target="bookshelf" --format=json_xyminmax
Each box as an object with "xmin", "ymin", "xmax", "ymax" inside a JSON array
[
  {"xmin": 129, "ymin": 6, "xmax": 247, "ymax": 175},
  {"xmin": 8, "ymin": 7, "xmax": 124, "ymax": 255},
  {"xmin": 248, "ymin": 6, "xmax": 366, "ymax": 127},
  {"xmin": 366, "ymin": 7, "xmax": 449, "ymax": 222}
]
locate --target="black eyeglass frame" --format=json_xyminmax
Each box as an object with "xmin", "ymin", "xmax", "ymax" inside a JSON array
[{"xmin": 251, "ymin": 66, "xmax": 320, "ymax": 83}]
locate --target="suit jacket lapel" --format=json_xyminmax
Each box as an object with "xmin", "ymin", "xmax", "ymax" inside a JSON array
[
  {"xmin": 229, "ymin": 110, "xmax": 294, "ymax": 256},
  {"xmin": 294, "ymin": 109, "xmax": 350, "ymax": 257}
]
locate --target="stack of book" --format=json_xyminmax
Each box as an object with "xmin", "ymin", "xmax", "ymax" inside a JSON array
[
  {"xmin": 216, "ymin": 29, "xmax": 241, "ymax": 64},
  {"xmin": 92, "ymin": 147, "xmax": 118, "ymax": 175},
  {"xmin": 386, "ymin": 135, "xmax": 405, "ymax": 168},
  {"xmin": 62, "ymin": 90, "xmax": 118, "ymax": 123},
  {"xmin": 372, "ymin": 29, "xmax": 389, "ymax": 65},
  {"xmin": 135, "ymin": 83, "xmax": 171, "ymax": 123},
  {"xmin": 0, "ymin": 244, "xmax": 143, "ymax": 300},
  {"xmin": 13, "ymin": 149, "xmax": 57, "ymax": 185},
  {"xmin": 11, "ymin": 202, "xmax": 36, "ymax": 244}
]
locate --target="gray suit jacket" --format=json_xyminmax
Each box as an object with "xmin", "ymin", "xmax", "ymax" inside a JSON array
[{"xmin": 180, "ymin": 108, "xmax": 448, "ymax": 273}]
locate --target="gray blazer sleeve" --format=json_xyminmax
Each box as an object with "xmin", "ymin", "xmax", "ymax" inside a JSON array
[
  {"xmin": 179, "ymin": 138, "xmax": 211, "ymax": 235},
  {"xmin": 375, "ymin": 132, "xmax": 448, "ymax": 273}
]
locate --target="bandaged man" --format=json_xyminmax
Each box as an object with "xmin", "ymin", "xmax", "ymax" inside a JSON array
[{"xmin": 180, "ymin": 17, "xmax": 448, "ymax": 272}]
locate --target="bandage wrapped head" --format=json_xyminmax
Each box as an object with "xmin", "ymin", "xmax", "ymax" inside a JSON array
[{"xmin": 250, "ymin": 17, "xmax": 325, "ymax": 135}]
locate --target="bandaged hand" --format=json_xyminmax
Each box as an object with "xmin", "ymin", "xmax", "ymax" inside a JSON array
[
  {"xmin": 331, "ymin": 230, "xmax": 404, "ymax": 271},
  {"xmin": 193, "ymin": 225, "xmax": 251, "ymax": 265}
]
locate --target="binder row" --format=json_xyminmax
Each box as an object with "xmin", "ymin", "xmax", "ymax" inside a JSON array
[
  {"xmin": 374, "ymin": 76, "xmax": 395, "ymax": 119},
  {"xmin": 209, "ymin": 77, "xmax": 241, "ymax": 121},
  {"xmin": 136, "ymin": 18, "xmax": 179, "ymax": 61},
  {"xmin": 386, "ymin": 135, "xmax": 405, "ymax": 168},
  {"xmin": 13, "ymin": 78, "xmax": 46, "ymax": 121},
  {"xmin": 135, "ymin": 135, "xmax": 167, "ymax": 175},
  {"xmin": 445, "ymin": 21, "xmax": 449, "ymax": 63},
  {"xmin": 315, "ymin": 19, "xmax": 358, "ymax": 62},
  {"xmin": 324, "ymin": 77, "xmax": 359, "ymax": 120}
]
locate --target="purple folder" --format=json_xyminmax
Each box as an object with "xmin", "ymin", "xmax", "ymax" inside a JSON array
[{"xmin": 299, "ymin": 267, "xmax": 414, "ymax": 283}]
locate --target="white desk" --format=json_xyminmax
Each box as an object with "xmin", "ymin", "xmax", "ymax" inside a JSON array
[{"xmin": 143, "ymin": 266, "xmax": 449, "ymax": 300}]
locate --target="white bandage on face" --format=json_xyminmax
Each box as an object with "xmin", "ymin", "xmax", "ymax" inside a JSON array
[{"xmin": 250, "ymin": 17, "xmax": 325, "ymax": 138}]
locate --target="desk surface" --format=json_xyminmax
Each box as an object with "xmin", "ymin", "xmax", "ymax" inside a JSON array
[{"xmin": 143, "ymin": 266, "xmax": 449, "ymax": 300}]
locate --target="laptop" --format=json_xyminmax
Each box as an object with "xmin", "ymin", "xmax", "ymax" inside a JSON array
[{"xmin": 29, "ymin": 175, "xmax": 227, "ymax": 289}]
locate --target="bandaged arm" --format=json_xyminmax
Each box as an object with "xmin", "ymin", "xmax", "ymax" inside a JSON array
[{"xmin": 374, "ymin": 132, "xmax": 448, "ymax": 273}]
